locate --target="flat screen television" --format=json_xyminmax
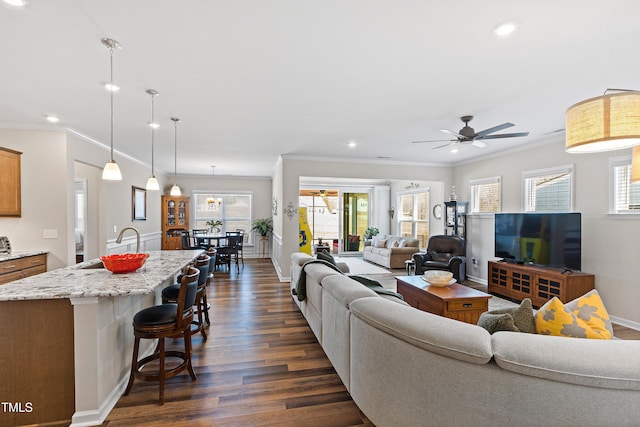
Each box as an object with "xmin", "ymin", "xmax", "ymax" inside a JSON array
[{"xmin": 494, "ymin": 212, "xmax": 582, "ymax": 271}]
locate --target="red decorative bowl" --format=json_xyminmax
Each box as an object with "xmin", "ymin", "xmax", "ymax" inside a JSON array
[{"xmin": 100, "ymin": 253, "xmax": 149, "ymax": 273}]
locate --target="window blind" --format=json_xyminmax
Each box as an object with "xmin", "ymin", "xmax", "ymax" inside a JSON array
[{"xmin": 469, "ymin": 177, "xmax": 501, "ymax": 213}]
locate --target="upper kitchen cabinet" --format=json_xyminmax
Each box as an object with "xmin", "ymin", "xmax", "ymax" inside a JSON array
[{"xmin": 0, "ymin": 147, "xmax": 22, "ymax": 216}]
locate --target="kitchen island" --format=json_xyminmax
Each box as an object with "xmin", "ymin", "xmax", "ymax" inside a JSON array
[{"xmin": 0, "ymin": 250, "xmax": 202, "ymax": 427}]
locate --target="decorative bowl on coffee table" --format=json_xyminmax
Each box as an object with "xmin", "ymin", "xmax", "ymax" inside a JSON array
[{"xmin": 423, "ymin": 270, "xmax": 454, "ymax": 287}]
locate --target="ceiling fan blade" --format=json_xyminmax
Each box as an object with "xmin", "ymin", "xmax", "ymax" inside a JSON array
[
  {"xmin": 411, "ymin": 138, "xmax": 455, "ymax": 144},
  {"xmin": 477, "ymin": 132, "xmax": 529, "ymax": 140},
  {"xmin": 440, "ymin": 129, "xmax": 466, "ymax": 139},
  {"xmin": 472, "ymin": 140, "xmax": 488, "ymax": 148},
  {"xmin": 475, "ymin": 122, "xmax": 514, "ymax": 138},
  {"xmin": 433, "ymin": 142, "xmax": 456, "ymax": 149}
]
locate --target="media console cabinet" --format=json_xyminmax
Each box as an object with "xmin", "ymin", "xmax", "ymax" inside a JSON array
[{"xmin": 488, "ymin": 261, "xmax": 595, "ymax": 308}]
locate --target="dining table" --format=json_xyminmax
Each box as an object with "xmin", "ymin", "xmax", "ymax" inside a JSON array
[{"xmin": 195, "ymin": 233, "xmax": 228, "ymax": 248}]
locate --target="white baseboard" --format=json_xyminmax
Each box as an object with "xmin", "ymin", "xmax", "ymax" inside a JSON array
[{"xmin": 610, "ymin": 315, "xmax": 640, "ymax": 331}]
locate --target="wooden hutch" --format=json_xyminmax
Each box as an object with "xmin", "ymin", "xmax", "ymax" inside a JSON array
[{"xmin": 161, "ymin": 195, "xmax": 189, "ymax": 250}]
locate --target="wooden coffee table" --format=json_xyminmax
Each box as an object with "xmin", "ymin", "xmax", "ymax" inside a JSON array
[{"xmin": 396, "ymin": 275, "xmax": 491, "ymax": 324}]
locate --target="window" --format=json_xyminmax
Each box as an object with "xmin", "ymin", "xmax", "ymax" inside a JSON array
[
  {"xmin": 611, "ymin": 156, "xmax": 640, "ymax": 213},
  {"xmin": 469, "ymin": 176, "xmax": 501, "ymax": 213},
  {"xmin": 193, "ymin": 192, "xmax": 253, "ymax": 243},
  {"xmin": 523, "ymin": 165, "xmax": 573, "ymax": 212},
  {"xmin": 398, "ymin": 190, "xmax": 429, "ymax": 248}
]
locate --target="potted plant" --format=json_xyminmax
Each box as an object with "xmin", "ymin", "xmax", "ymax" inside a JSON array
[
  {"xmin": 206, "ymin": 219, "xmax": 223, "ymax": 233},
  {"xmin": 251, "ymin": 217, "xmax": 273, "ymax": 237},
  {"xmin": 363, "ymin": 226, "xmax": 379, "ymax": 240}
]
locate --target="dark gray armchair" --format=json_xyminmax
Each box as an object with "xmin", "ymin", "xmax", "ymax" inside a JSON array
[{"xmin": 412, "ymin": 235, "xmax": 466, "ymax": 282}]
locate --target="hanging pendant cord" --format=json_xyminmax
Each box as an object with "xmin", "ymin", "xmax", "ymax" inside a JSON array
[{"xmin": 109, "ymin": 46, "xmax": 114, "ymax": 162}]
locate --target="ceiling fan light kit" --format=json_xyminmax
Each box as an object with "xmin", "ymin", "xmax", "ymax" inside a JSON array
[{"xmin": 565, "ymin": 90, "xmax": 640, "ymax": 153}]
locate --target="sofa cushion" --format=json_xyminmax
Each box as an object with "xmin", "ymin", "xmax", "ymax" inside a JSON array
[
  {"xmin": 564, "ymin": 289, "xmax": 613, "ymax": 338},
  {"xmin": 492, "ymin": 332, "xmax": 640, "ymax": 390},
  {"xmin": 535, "ymin": 297, "xmax": 611, "ymax": 339},
  {"xmin": 477, "ymin": 298, "xmax": 535, "ymax": 334},
  {"xmin": 350, "ymin": 297, "xmax": 492, "ymax": 365},
  {"xmin": 373, "ymin": 238, "xmax": 387, "ymax": 248}
]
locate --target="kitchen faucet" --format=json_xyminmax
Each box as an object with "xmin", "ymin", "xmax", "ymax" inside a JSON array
[{"xmin": 115, "ymin": 227, "xmax": 140, "ymax": 253}]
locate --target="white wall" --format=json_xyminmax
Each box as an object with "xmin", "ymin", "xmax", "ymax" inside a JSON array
[
  {"xmin": 276, "ymin": 157, "xmax": 453, "ymax": 280},
  {"xmin": 173, "ymin": 173, "xmax": 273, "ymax": 256},
  {"xmin": 454, "ymin": 136, "xmax": 640, "ymax": 327}
]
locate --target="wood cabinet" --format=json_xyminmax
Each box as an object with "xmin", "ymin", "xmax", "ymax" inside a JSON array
[
  {"xmin": 161, "ymin": 195, "xmax": 189, "ymax": 250},
  {"xmin": 444, "ymin": 201, "xmax": 467, "ymax": 238},
  {"xmin": 0, "ymin": 253, "xmax": 47, "ymax": 285},
  {"xmin": 488, "ymin": 261, "xmax": 595, "ymax": 308},
  {"xmin": 0, "ymin": 146, "xmax": 22, "ymax": 216}
]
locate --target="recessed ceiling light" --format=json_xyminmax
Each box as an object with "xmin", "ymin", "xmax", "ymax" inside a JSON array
[
  {"xmin": 494, "ymin": 21, "xmax": 516, "ymax": 36},
  {"xmin": 347, "ymin": 140, "xmax": 357, "ymax": 148},
  {"xmin": 451, "ymin": 148, "xmax": 459, "ymax": 154},
  {"xmin": 3, "ymin": 0, "xmax": 28, "ymax": 6},
  {"xmin": 149, "ymin": 122, "xmax": 160, "ymax": 129},
  {"xmin": 104, "ymin": 83, "xmax": 120, "ymax": 92},
  {"xmin": 45, "ymin": 115, "xmax": 59, "ymax": 123}
]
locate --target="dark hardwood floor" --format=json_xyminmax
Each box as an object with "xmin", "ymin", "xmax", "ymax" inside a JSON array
[
  {"xmin": 103, "ymin": 259, "xmax": 373, "ymax": 427},
  {"xmin": 103, "ymin": 259, "xmax": 640, "ymax": 426}
]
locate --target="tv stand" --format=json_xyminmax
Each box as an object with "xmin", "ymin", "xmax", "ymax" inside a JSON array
[{"xmin": 488, "ymin": 261, "xmax": 595, "ymax": 308}]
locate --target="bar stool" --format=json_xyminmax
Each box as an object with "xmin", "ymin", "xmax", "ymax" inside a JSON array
[
  {"xmin": 161, "ymin": 254, "xmax": 210, "ymax": 340},
  {"xmin": 123, "ymin": 266, "xmax": 200, "ymax": 404},
  {"xmin": 201, "ymin": 247, "xmax": 217, "ymax": 326}
]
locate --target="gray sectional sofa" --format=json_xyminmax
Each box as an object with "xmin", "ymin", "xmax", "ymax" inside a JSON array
[{"xmin": 290, "ymin": 252, "xmax": 640, "ymax": 427}]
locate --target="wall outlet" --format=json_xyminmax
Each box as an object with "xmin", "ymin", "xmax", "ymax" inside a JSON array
[
  {"xmin": 43, "ymin": 229, "xmax": 58, "ymax": 239},
  {"xmin": 472, "ymin": 258, "xmax": 478, "ymax": 265}
]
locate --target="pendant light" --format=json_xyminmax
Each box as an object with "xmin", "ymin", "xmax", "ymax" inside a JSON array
[
  {"xmin": 145, "ymin": 89, "xmax": 160, "ymax": 190},
  {"xmin": 170, "ymin": 117, "xmax": 182, "ymax": 196},
  {"xmin": 566, "ymin": 89, "xmax": 640, "ymax": 153},
  {"xmin": 101, "ymin": 38, "xmax": 123, "ymax": 181}
]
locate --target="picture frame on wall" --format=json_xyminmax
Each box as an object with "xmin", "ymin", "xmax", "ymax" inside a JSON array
[{"xmin": 132, "ymin": 186, "xmax": 147, "ymax": 221}]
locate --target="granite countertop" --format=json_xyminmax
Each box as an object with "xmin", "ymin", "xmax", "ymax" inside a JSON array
[
  {"xmin": 0, "ymin": 250, "xmax": 49, "ymax": 261},
  {"xmin": 0, "ymin": 250, "xmax": 202, "ymax": 301}
]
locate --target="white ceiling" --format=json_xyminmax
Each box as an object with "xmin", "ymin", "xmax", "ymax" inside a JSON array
[{"xmin": 1, "ymin": 1, "xmax": 639, "ymax": 177}]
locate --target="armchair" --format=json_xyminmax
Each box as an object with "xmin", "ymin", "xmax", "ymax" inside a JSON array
[{"xmin": 412, "ymin": 235, "xmax": 466, "ymax": 282}]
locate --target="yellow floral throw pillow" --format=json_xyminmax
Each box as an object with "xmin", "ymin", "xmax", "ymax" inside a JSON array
[{"xmin": 535, "ymin": 291, "xmax": 612, "ymax": 339}]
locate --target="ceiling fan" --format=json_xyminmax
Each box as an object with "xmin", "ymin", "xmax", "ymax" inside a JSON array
[{"xmin": 412, "ymin": 115, "xmax": 529, "ymax": 149}]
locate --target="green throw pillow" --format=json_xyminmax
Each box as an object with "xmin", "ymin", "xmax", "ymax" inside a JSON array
[
  {"xmin": 477, "ymin": 312, "xmax": 518, "ymax": 334},
  {"xmin": 316, "ymin": 251, "xmax": 337, "ymax": 266},
  {"xmin": 477, "ymin": 298, "xmax": 536, "ymax": 334}
]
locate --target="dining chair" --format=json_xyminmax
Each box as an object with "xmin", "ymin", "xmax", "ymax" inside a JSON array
[
  {"xmin": 179, "ymin": 230, "xmax": 197, "ymax": 250},
  {"xmin": 217, "ymin": 232, "xmax": 242, "ymax": 273},
  {"xmin": 191, "ymin": 229, "xmax": 209, "ymax": 249},
  {"xmin": 235, "ymin": 228, "xmax": 245, "ymax": 266}
]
